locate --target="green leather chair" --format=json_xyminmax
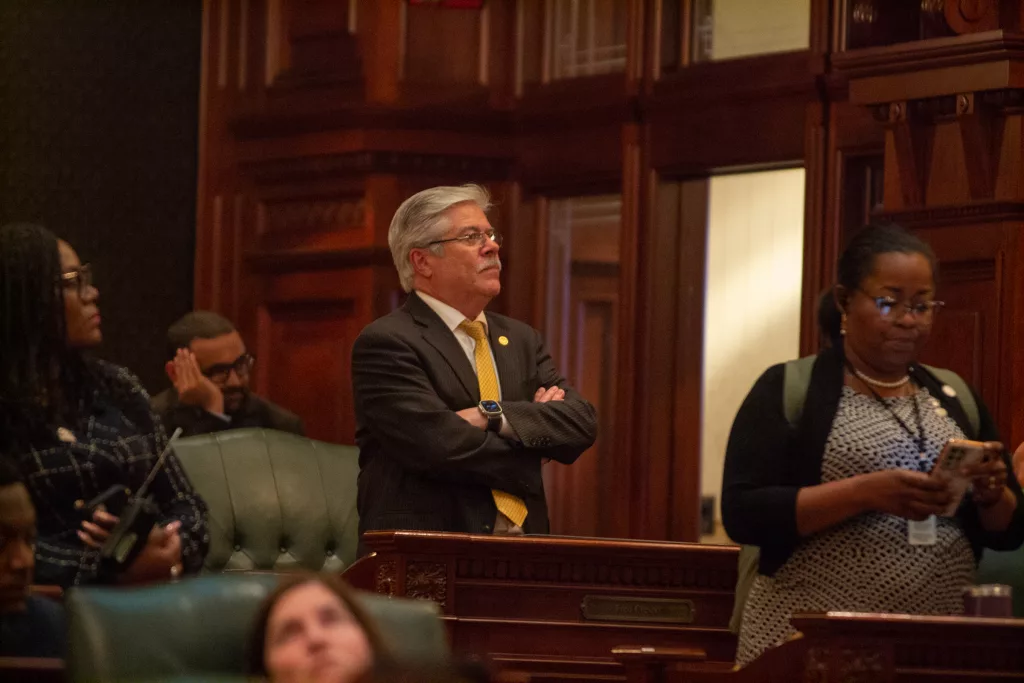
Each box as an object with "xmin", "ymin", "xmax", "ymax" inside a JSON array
[
  {"xmin": 172, "ymin": 428, "xmax": 361, "ymax": 572},
  {"xmin": 66, "ymin": 574, "xmax": 449, "ymax": 683},
  {"xmin": 976, "ymin": 546, "xmax": 1024, "ymax": 617}
]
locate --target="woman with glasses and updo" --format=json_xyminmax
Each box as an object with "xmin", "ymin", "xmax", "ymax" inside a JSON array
[
  {"xmin": 0, "ymin": 223, "xmax": 208, "ymax": 587},
  {"xmin": 722, "ymin": 223, "xmax": 1024, "ymax": 666}
]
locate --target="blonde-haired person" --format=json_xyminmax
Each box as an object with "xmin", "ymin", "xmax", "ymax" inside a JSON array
[{"xmin": 247, "ymin": 573, "xmax": 390, "ymax": 683}]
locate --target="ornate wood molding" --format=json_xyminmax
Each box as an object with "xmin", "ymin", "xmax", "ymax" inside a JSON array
[
  {"xmin": 258, "ymin": 197, "xmax": 366, "ymax": 236},
  {"xmin": 241, "ymin": 151, "xmax": 512, "ymax": 184},
  {"xmin": 405, "ymin": 562, "xmax": 447, "ymax": 607},
  {"xmin": 832, "ymin": 32, "xmax": 1024, "ymax": 76},
  {"xmin": 454, "ymin": 558, "xmax": 735, "ymax": 590},
  {"xmin": 875, "ymin": 200, "xmax": 1024, "ymax": 226},
  {"xmin": 834, "ymin": 33, "xmax": 1024, "ymax": 104},
  {"xmin": 374, "ymin": 561, "xmax": 397, "ymax": 597},
  {"xmin": 245, "ymin": 246, "xmax": 393, "ymax": 273}
]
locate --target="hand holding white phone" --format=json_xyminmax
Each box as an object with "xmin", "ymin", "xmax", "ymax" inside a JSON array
[{"xmin": 931, "ymin": 439, "xmax": 988, "ymax": 516}]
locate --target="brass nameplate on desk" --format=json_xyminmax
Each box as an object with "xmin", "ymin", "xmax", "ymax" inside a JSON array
[{"xmin": 581, "ymin": 596, "xmax": 695, "ymax": 624}]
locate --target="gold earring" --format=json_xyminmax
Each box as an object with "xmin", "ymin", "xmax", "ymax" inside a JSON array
[{"xmin": 840, "ymin": 313, "xmax": 847, "ymax": 336}]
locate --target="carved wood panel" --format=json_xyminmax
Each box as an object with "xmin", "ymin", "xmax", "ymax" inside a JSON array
[
  {"xmin": 918, "ymin": 259, "xmax": 996, "ymax": 393},
  {"xmin": 254, "ymin": 267, "xmax": 374, "ymax": 443},
  {"xmin": 542, "ymin": 195, "xmax": 621, "ymax": 537}
]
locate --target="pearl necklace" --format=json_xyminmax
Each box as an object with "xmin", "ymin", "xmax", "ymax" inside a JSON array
[{"xmin": 851, "ymin": 366, "xmax": 910, "ymax": 389}]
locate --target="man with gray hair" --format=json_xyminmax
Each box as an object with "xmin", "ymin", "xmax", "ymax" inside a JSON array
[{"xmin": 352, "ymin": 184, "xmax": 597, "ymax": 539}]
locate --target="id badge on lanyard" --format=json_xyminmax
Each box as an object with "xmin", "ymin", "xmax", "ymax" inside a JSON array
[{"xmin": 908, "ymin": 515, "xmax": 937, "ymax": 546}]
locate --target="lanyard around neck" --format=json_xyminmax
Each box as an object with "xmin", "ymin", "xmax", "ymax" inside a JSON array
[{"xmin": 846, "ymin": 362, "xmax": 928, "ymax": 472}]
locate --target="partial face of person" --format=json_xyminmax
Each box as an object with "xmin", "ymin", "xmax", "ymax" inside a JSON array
[
  {"xmin": 0, "ymin": 483, "xmax": 36, "ymax": 614},
  {"xmin": 423, "ymin": 202, "xmax": 502, "ymax": 303},
  {"xmin": 59, "ymin": 240, "xmax": 102, "ymax": 349},
  {"xmin": 842, "ymin": 251, "xmax": 936, "ymax": 375},
  {"xmin": 264, "ymin": 582, "xmax": 374, "ymax": 683},
  {"xmin": 189, "ymin": 331, "xmax": 250, "ymax": 414}
]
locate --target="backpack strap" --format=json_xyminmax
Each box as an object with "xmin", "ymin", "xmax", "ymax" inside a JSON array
[
  {"xmin": 728, "ymin": 545, "xmax": 760, "ymax": 635},
  {"xmin": 783, "ymin": 355, "xmax": 817, "ymax": 429},
  {"xmin": 921, "ymin": 364, "xmax": 980, "ymax": 438},
  {"xmin": 732, "ymin": 355, "xmax": 817, "ymax": 635}
]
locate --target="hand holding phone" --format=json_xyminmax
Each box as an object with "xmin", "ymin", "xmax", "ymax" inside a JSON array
[
  {"xmin": 931, "ymin": 439, "xmax": 987, "ymax": 516},
  {"xmin": 961, "ymin": 441, "xmax": 1009, "ymax": 508}
]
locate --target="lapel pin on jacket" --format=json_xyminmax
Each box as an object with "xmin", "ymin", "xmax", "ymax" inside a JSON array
[{"xmin": 498, "ymin": 335, "xmax": 509, "ymax": 346}]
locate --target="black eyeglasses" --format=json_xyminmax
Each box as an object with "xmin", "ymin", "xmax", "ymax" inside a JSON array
[
  {"xmin": 59, "ymin": 264, "xmax": 93, "ymax": 297},
  {"xmin": 858, "ymin": 289, "xmax": 945, "ymax": 322},
  {"xmin": 426, "ymin": 229, "xmax": 501, "ymax": 248},
  {"xmin": 201, "ymin": 353, "xmax": 255, "ymax": 384}
]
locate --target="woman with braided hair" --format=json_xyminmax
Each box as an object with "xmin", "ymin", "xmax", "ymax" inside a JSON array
[{"xmin": 0, "ymin": 223, "xmax": 208, "ymax": 586}]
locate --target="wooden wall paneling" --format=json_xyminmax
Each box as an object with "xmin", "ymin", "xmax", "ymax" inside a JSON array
[
  {"xmin": 539, "ymin": 192, "xmax": 626, "ymax": 538},
  {"xmin": 486, "ymin": 0, "xmax": 518, "ymax": 109},
  {"xmin": 872, "ymin": 215, "xmax": 1018, "ymax": 442},
  {"xmin": 195, "ymin": 0, "xmax": 223, "ymax": 312},
  {"xmin": 481, "ymin": 180, "xmax": 520, "ymax": 317},
  {"xmin": 518, "ymin": 113, "xmax": 626, "ymax": 194},
  {"xmin": 547, "ymin": 266, "xmax": 620, "ymax": 536},
  {"xmin": 920, "ymin": 223, "xmax": 1007, "ymax": 434},
  {"xmin": 506, "ymin": 188, "xmax": 540, "ymax": 326},
  {"xmin": 282, "ymin": 0, "xmax": 359, "ymax": 87},
  {"xmin": 670, "ymin": 178, "xmax": 709, "ymax": 541},
  {"xmin": 1010, "ymin": 227, "xmax": 1024, "ymax": 451},
  {"xmin": 647, "ymin": 51, "xmax": 815, "ymax": 176},
  {"xmin": 613, "ymin": 122, "xmax": 644, "ymax": 540},
  {"xmin": 255, "ymin": 267, "xmax": 376, "ymax": 444},
  {"xmin": 251, "ymin": 179, "xmax": 371, "ymax": 255},
  {"xmin": 653, "ymin": 0, "xmax": 684, "ymax": 77},
  {"xmin": 801, "ymin": 98, "xmax": 830, "ymax": 355},
  {"xmin": 815, "ymin": 101, "xmax": 884, "ymax": 344},
  {"xmin": 809, "ymin": 0, "xmax": 832, "ymax": 65},
  {"xmin": 404, "ymin": 3, "xmax": 482, "ymax": 86},
  {"xmin": 627, "ymin": 0, "xmax": 648, "ymax": 91},
  {"xmin": 358, "ymin": 0, "xmax": 402, "ymax": 104}
]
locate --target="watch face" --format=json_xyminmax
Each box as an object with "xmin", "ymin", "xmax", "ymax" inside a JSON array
[{"xmin": 480, "ymin": 400, "xmax": 501, "ymax": 413}]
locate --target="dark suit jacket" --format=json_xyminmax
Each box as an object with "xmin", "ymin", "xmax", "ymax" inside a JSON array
[
  {"xmin": 352, "ymin": 292, "xmax": 598, "ymax": 537},
  {"xmin": 151, "ymin": 388, "xmax": 304, "ymax": 438}
]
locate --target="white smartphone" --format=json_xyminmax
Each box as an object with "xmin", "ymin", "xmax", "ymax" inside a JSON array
[{"xmin": 931, "ymin": 439, "xmax": 988, "ymax": 516}]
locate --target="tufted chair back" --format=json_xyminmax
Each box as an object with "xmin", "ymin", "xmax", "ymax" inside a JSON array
[
  {"xmin": 66, "ymin": 574, "xmax": 449, "ymax": 682},
  {"xmin": 173, "ymin": 428, "xmax": 360, "ymax": 572}
]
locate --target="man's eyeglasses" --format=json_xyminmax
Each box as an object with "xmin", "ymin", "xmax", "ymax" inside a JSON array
[
  {"xmin": 59, "ymin": 264, "xmax": 93, "ymax": 297},
  {"xmin": 201, "ymin": 353, "xmax": 255, "ymax": 384},
  {"xmin": 859, "ymin": 289, "xmax": 945, "ymax": 322},
  {"xmin": 426, "ymin": 229, "xmax": 502, "ymax": 248}
]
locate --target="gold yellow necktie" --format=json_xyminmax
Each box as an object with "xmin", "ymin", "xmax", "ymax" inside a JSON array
[{"xmin": 458, "ymin": 320, "xmax": 528, "ymax": 528}]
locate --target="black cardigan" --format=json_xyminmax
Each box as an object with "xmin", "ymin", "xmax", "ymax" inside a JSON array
[{"xmin": 721, "ymin": 345, "xmax": 1024, "ymax": 576}]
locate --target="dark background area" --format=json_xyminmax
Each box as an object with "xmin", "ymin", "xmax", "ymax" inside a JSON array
[{"xmin": 0, "ymin": 0, "xmax": 202, "ymax": 392}]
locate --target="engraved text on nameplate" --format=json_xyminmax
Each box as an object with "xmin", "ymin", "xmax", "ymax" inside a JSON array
[{"xmin": 580, "ymin": 596, "xmax": 695, "ymax": 623}]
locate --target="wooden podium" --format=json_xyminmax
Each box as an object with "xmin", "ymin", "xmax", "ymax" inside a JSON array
[
  {"xmin": 344, "ymin": 531, "xmax": 740, "ymax": 681},
  {"xmin": 614, "ymin": 612, "xmax": 1024, "ymax": 683}
]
